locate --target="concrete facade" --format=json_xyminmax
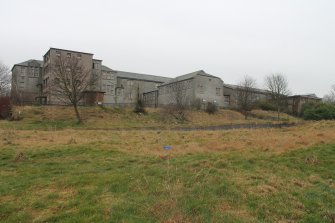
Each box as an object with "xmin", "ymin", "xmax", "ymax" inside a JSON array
[
  {"xmin": 223, "ymin": 84, "xmax": 270, "ymax": 108},
  {"xmin": 11, "ymin": 48, "xmax": 173, "ymax": 106},
  {"xmin": 12, "ymin": 48, "xmax": 319, "ymax": 113},
  {"xmin": 287, "ymin": 94, "xmax": 322, "ymax": 115},
  {"xmin": 42, "ymin": 48, "xmax": 96, "ymax": 104},
  {"xmin": 11, "ymin": 59, "xmax": 43, "ymax": 104},
  {"xmin": 155, "ymin": 70, "xmax": 224, "ymax": 107}
]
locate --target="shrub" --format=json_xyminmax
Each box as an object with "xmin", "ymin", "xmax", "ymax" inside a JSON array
[
  {"xmin": 206, "ymin": 102, "xmax": 218, "ymax": 114},
  {"xmin": 133, "ymin": 98, "xmax": 146, "ymax": 114},
  {"xmin": 163, "ymin": 104, "xmax": 188, "ymax": 122},
  {"xmin": 256, "ymin": 100, "xmax": 276, "ymax": 111},
  {"xmin": 303, "ymin": 103, "xmax": 335, "ymax": 120},
  {"xmin": 300, "ymin": 102, "xmax": 319, "ymax": 117},
  {"xmin": 0, "ymin": 96, "xmax": 12, "ymax": 119}
]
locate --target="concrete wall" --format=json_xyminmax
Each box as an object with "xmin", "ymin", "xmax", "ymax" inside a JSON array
[
  {"xmin": 223, "ymin": 85, "xmax": 269, "ymax": 108},
  {"xmin": 158, "ymin": 79, "xmax": 194, "ymax": 106},
  {"xmin": 11, "ymin": 62, "xmax": 42, "ymax": 103},
  {"xmin": 194, "ymin": 75, "xmax": 224, "ymax": 107},
  {"xmin": 287, "ymin": 96, "xmax": 321, "ymax": 115},
  {"xmin": 99, "ymin": 70, "xmax": 117, "ymax": 104},
  {"xmin": 42, "ymin": 48, "xmax": 94, "ymax": 104},
  {"xmin": 157, "ymin": 75, "xmax": 224, "ymax": 107},
  {"xmin": 143, "ymin": 90, "xmax": 158, "ymax": 107},
  {"xmin": 113, "ymin": 77, "xmax": 160, "ymax": 105}
]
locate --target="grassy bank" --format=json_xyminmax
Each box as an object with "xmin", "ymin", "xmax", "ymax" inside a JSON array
[
  {"xmin": 1, "ymin": 122, "xmax": 335, "ymax": 222},
  {"xmin": 0, "ymin": 106, "xmax": 300, "ymax": 130}
]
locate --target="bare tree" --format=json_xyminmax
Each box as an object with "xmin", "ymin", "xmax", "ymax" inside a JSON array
[
  {"xmin": 323, "ymin": 84, "xmax": 335, "ymax": 104},
  {"xmin": 264, "ymin": 73, "xmax": 290, "ymax": 120},
  {"xmin": 236, "ymin": 75, "xmax": 257, "ymax": 119},
  {"xmin": 0, "ymin": 62, "xmax": 11, "ymax": 96},
  {"xmin": 166, "ymin": 81, "xmax": 189, "ymax": 121},
  {"xmin": 50, "ymin": 56, "xmax": 97, "ymax": 123}
]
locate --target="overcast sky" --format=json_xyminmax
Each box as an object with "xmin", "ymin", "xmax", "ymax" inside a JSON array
[{"xmin": 0, "ymin": 0, "xmax": 334, "ymax": 97}]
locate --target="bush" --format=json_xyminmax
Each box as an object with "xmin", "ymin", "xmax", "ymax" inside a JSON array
[
  {"xmin": 191, "ymin": 99, "xmax": 202, "ymax": 110},
  {"xmin": 300, "ymin": 102, "xmax": 319, "ymax": 117},
  {"xmin": 0, "ymin": 96, "xmax": 12, "ymax": 119},
  {"xmin": 256, "ymin": 100, "xmax": 276, "ymax": 111},
  {"xmin": 133, "ymin": 98, "xmax": 146, "ymax": 114},
  {"xmin": 303, "ymin": 103, "xmax": 335, "ymax": 120},
  {"xmin": 206, "ymin": 102, "xmax": 218, "ymax": 114}
]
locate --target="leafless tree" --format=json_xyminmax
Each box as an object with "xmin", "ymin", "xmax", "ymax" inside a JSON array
[
  {"xmin": 50, "ymin": 56, "xmax": 97, "ymax": 123},
  {"xmin": 166, "ymin": 81, "xmax": 189, "ymax": 121},
  {"xmin": 265, "ymin": 73, "xmax": 290, "ymax": 120},
  {"xmin": 236, "ymin": 75, "xmax": 257, "ymax": 119},
  {"xmin": 323, "ymin": 84, "xmax": 335, "ymax": 104},
  {"xmin": 0, "ymin": 62, "xmax": 11, "ymax": 96}
]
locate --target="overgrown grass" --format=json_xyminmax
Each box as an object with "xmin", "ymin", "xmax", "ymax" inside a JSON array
[
  {"xmin": 0, "ymin": 106, "xmax": 301, "ymax": 130},
  {"xmin": 0, "ymin": 124, "xmax": 334, "ymax": 222}
]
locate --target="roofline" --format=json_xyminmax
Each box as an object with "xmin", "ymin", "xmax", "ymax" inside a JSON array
[
  {"xmin": 159, "ymin": 72, "xmax": 221, "ymax": 87},
  {"xmin": 93, "ymin": 59, "xmax": 103, "ymax": 61},
  {"xmin": 44, "ymin": 47, "xmax": 94, "ymax": 57},
  {"xmin": 288, "ymin": 95, "xmax": 321, "ymax": 99},
  {"xmin": 158, "ymin": 77, "xmax": 194, "ymax": 87},
  {"xmin": 143, "ymin": 89, "xmax": 158, "ymax": 94},
  {"xmin": 116, "ymin": 76, "xmax": 167, "ymax": 83},
  {"xmin": 223, "ymin": 83, "xmax": 270, "ymax": 94},
  {"xmin": 11, "ymin": 60, "xmax": 43, "ymax": 71},
  {"xmin": 115, "ymin": 70, "xmax": 171, "ymax": 82}
]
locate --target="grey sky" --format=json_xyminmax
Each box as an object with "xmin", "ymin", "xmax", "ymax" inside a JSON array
[{"xmin": 1, "ymin": 0, "xmax": 334, "ymax": 97}]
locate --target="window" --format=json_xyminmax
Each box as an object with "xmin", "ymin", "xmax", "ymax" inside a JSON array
[
  {"xmin": 216, "ymin": 88, "xmax": 221, "ymax": 96},
  {"xmin": 101, "ymin": 72, "xmax": 107, "ymax": 79},
  {"xmin": 224, "ymin": 95, "xmax": 231, "ymax": 105},
  {"xmin": 21, "ymin": 76, "xmax": 25, "ymax": 80},
  {"xmin": 77, "ymin": 54, "xmax": 81, "ymax": 59},
  {"xmin": 93, "ymin": 63, "xmax": 99, "ymax": 69},
  {"xmin": 34, "ymin": 68, "xmax": 39, "ymax": 77},
  {"xmin": 110, "ymin": 85, "xmax": 115, "ymax": 95},
  {"xmin": 21, "ymin": 67, "xmax": 25, "ymax": 73},
  {"xmin": 127, "ymin": 80, "xmax": 133, "ymax": 86},
  {"xmin": 198, "ymin": 85, "xmax": 204, "ymax": 94},
  {"xmin": 56, "ymin": 51, "xmax": 61, "ymax": 57},
  {"xmin": 128, "ymin": 92, "xmax": 132, "ymax": 99},
  {"xmin": 66, "ymin": 53, "xmax": 71, "ymax": 58},
  {"xmin": 186, "ymin": 80, "xmax": 192, "ymax": 89},
  {"xmin": 106, "ymin": 85, "xmax": 111, "ymax": 93}
]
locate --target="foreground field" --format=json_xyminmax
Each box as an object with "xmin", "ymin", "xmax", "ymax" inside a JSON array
[{"xmin": 1, "ymin": 121, "xmax": 335, "ymax": 222}]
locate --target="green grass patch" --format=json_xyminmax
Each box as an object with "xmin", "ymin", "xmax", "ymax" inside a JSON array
[{"xmin": 0, "ymin": 142, "xmax": 334, "ymax": 222}]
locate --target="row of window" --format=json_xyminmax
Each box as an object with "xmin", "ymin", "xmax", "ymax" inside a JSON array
[
  {"xmin": 102, "ymin": 84, "xmax": 115, "ymax": 95},
  {"xmin": 55, "ymin": 51, "xmax": 82, "ymax": 60},
  {"xmin": 160, "ymin": 80, "xmax": 192, "ymax": 94},
  {"xmin": 20, "ymin": 67, "xmax": 39, "ymax": 77},
  {"xmin": 102, "ymin": 72, "xmax": 115, "ymax": 80}
]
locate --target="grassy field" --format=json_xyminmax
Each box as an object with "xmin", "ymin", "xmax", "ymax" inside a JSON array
[{"xmin": 0, "ymin": 107, "xmax": 334, "ymax": 222}]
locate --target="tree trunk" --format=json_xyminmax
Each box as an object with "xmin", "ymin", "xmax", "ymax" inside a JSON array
[
  {"xmin": 73, "ymin": 103, "xmax": 82, "ymax": 124},
  {"xmin": 277, "ymin": 106, "xmax": 280, "ymax": 121}
]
